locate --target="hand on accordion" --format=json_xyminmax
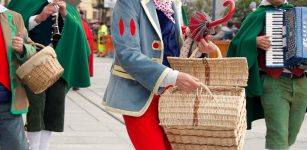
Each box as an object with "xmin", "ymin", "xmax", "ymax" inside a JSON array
[{"xmin": 256, "ymin": 35, "xmax": 271, "ymax": 51}]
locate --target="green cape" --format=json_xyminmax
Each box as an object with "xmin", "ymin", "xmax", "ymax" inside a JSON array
[
  {"xmin": 181, "ymin": 6, "xmax": 189, "ymax": 25},
  {"xmin": 8, "ymin": 0, "xmax": 91, "ymax": 89},
  {"xmin": 227, "ymin": 4, "xmax": 294, "ymax": 129}
]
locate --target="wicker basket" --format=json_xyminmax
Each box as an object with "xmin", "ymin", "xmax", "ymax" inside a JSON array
[
  {"xmin": 169, "ymin": 41, "xmax": 248, "ymax": 87},
  {"xmin": 159, "ymin": 86, "xmax": 245, "ymax": 129},
  {"xmin": 159, "ymin": 86, "xmax": 247, "ymax": 149},
  {"xmin": 163, "ymin": 108, "xmax": 246, "ymax": 146},
  {"xmin": 170, "ymin": 129, "xmax": 246, "ymax": 150},
  {"xmin": 16, "ymin": 44, "xmax": 64, "ymax": 94},
  {"xmin": 168, "ymin": 57, "xmax": 248, "ymax": 87},
  {"xmin": 159, "ymin": 44, "xmax": 248, "ymax": 149},
  {"xmin": 162, "ymin": 106, "xmax": 247, "ymax": 138}
]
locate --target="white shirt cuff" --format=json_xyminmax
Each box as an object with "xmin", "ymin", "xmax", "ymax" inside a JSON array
[
  {"xmin": 29, "ymin": 15, "xmax": 40, "ymax": 31},
  {"xmin": 160, "ymin": 69, "xmax": 179, "ymax": 87}
]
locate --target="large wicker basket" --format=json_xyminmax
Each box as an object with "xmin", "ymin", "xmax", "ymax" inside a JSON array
[
  {"xmin": 159, "ymin": 85, "xmax": 247, "ymax": 150},
  {"xmin": 159, "ymin": 46, "xmax": 248, "ymax": 149},
  {"xmin": 16, "ymin": 44, "xmax": 64, "ymax": 94},
  {"xmin": 160, "ymin": 86, "xmax": 245, "ymax": 129}
]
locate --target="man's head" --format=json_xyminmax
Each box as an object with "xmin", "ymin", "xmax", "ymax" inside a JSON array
[
  {"xmin": 249, "ymin": 2, "xmax": 257, "ymax": 11},
  {"xmin": 267, "ymin": 0, "xmax": 286, "ymax": 6}
]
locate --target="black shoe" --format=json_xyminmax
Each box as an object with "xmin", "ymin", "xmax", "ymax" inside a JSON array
[{"xmin": 73, "ymin": 87, "xmax": 80, "ymax": 91}]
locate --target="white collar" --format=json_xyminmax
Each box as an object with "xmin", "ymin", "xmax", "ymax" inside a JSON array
[
  {"xmin": 157, "ymin": 0, "xmax": 173, "ymax": 3},
  {"xmin": 260, "ymin": 0, "xmax": 288, "ymax": 6},
  {"xmin": 0, "ymin": 5, "xmax": 8, "ymax": 13}
]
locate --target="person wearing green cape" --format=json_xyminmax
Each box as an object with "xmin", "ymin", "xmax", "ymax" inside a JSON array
[
  {"xmin": 8, "ymin": 0, "xmax": 91, "ymax": 150},
  {"xmin": 227, "ymin": 0, "xmax": 307, "ymax": 149}
]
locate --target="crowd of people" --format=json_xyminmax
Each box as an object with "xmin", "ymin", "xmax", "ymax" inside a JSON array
[{"xmin": 0, "ymin": 0, "xmax": 306, "ymax": 150}]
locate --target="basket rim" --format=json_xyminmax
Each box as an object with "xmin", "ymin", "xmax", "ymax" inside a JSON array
[
  {"xmin": 16, "ymin": 46, "xmax": 58, "ymax": 78},
  {"xmin": 167, "ymin": 57, "xmax": 248, "ymax": 87}
]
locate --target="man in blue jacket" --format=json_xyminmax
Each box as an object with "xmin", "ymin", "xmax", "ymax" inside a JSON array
[{"xmin": 103, "ymin": 0, "xmax": 216, "ymax": 149}]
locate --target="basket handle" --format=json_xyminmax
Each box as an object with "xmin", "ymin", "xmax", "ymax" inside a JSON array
[
  {"xmin": 189, "ymin": 41, "xmax": 222, "ymax": 59},
  {"xmin": 198, "ymin": 83, "xmax": 215, "ymax": 100},
  {"xmin": 169, "ymin": 83, "xmax": 214, "ymax": 100}
]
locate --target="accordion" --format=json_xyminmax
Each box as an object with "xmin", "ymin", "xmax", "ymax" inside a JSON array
[{"xmin": 265, "ymin": 7, "xmax": 307, "ymax": 68}]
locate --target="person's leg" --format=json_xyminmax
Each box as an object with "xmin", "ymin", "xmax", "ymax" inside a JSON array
[
  {"xmin": 0, "ymin": 102, "xmax": 29, "ymax": 150},
  {"xmin": 39, "ymin": 130, "xmax": 52, "ymax": 150},
  {"xmin": 25, "ymin": 86, "xmax": 46, "ymax": 150},
  {"xmin": 261, "ymin": 75, "xmax": 291, "ymax": 149},
  {"xmin": 25, "ymin": 85, "xmax": 46, "ymax": 132},
  {"xmin": 44, "ymin": 78, "xmax": 67, "ymax": 132},
  {"xmin": 27, "ymin": 132, "xmax": 41, "ymax": 150},
  {"xmin": 123, "ymin": 96, "xmax": 172, "ymax": 150},
  {"xmin": 288, "ymin": 77, "xmax": 307, "ymax": 146}
]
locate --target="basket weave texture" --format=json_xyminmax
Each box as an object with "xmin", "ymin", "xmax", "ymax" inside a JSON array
[
  {"xmin": 16, "ymin": 46, "xmax": 64, "ymax": 94},
  {"xmin": 159, "ymin": 57, "xmax": 248, "ymax": 150},
  {"xmin": 162, "ymin": 108, "xmax": 246, "ymax": 147},
  {"xmin": 159, "ymin": 87, "xmax": 245, "ymax": 129},
  {"xmin": 167, "ymin": 57, "xmax": 248, "ymax": 87}
]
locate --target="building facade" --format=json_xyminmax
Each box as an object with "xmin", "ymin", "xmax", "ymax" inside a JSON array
[{"xmin": 79, "ymin": 0, "xmax": 100, "ymax": 22}]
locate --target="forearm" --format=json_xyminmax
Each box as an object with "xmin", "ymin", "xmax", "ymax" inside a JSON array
[{"xmin": 160, "ymin": 69, "xmax": 179, "ymax": 87}]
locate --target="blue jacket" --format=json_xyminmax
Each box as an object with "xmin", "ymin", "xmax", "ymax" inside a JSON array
[{"xmin": 103, "ymin": 0, "xmax": 183, "ymax": 116}]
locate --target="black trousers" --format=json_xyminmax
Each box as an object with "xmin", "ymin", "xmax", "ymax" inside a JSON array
[{"xmin": 25, "ymin": 78, "xmax": 67, "ymax": 132}]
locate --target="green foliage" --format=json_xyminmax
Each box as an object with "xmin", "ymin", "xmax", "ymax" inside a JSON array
[
  {"xmin": 185, "ymin": 0, "xmax": 213, "ymax": 19},
  {"xmin": 185, "ymin": 0, "xmax": 259, "ymax": 24},
  {"xmin": 232, "ymin": 0, "xmax": 307, "ymax": 21},
  {"xmin": 231, "ymin": 0, "xmax": 260, "ymax": 22},
  {"xmin": 288, "ymin": 0, "xmax": 307, "ymax": 7},
  {"xmin": 184, "ymin": 0, "xmax": 307, "ymax": 26},
  {"xmin": 288, "ymin": 0, "xmax": 307, "ymax": 6}
]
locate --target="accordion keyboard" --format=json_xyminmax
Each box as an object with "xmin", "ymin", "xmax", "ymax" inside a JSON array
[{"xmin": 265, "ymin": 11, "xmax": 285, "ymax": 68}]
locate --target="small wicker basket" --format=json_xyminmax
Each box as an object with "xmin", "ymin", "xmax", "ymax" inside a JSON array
[{"xmin": 16, "ymin": 44, "xmax": 64, "ymax": 94}]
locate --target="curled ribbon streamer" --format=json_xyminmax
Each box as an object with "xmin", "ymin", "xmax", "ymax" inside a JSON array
[
  {"xmin": 187, "ymin": 0, "xmax": 235, "ymax": 42},
  {"xmin": 179, "ymin": 0, "xmax": 235, "ymax": 58},
  {"xmin": 188, "ymin": 12, "xmax": 212, "ymax": 41}
]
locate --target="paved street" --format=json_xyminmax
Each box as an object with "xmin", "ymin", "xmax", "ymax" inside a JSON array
[{"xmin": 49, "ymin": 58, "xmax": 307, "ymax": 150}]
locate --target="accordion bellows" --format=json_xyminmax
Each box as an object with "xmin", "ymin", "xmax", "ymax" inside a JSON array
[
  {"xmin": 159, "ymin": 57, "xmax": 248, "ymax": 150},
  {"xmin": 16, "ymin": 46, "xmax": 64, "ymax": 94}
]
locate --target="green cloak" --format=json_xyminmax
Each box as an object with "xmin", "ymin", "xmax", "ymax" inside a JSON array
[
  {"xmin": 181, "ymin": 6, "xmax": 189, "ymax": 25},
  {"xmin": 8, "ymin": 0, "xmax": 91, "ymax": 89},
  {"xmin": 227, "ymin": 4, "xmax": 294, "ymax": 129}
]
